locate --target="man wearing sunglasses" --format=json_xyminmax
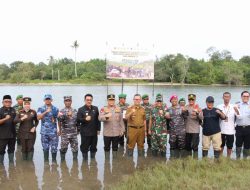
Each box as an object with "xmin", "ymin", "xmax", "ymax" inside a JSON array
[
  {"xmin": 185, "ymin": 94, "xmax": 203, "ymax": 159},
  {"xmin": 77, "ymin": 94, "xmax": 100, "ymax": 160},
  {"xmin": 0, "ymin": 95, "xmax": 17, "ymax": 164},
  {"xmin": 234, "ymin": 91, "xmax": 250, "ymax": 159},
  {"xmin": 58, "ymin": 96, "xmax": 78, "ymax": 162}
]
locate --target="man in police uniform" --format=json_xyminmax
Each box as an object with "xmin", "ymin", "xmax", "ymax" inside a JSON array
[
  {"xmin": 13, "ymin": 94, "xmax": 23, "ymax": 145},
  {"xmin": 125, "ymin": 94, "xmax": 146, "ymax": 157},
  {"xmin": 14, "ymin": 97, "xmax": 39, "ymax": 161},
  {"xmin": 99, "ymin": 94, "xmax": 125, "ymax": 159},
  {"xmin": 37, "ymin": 94, "xmax": 59, "ymax": 162},
  {"xmin": 141, "ymin": 94, "xmax": 153, "ymax": 149},
  {"xmin": 117, "ymin": 93, "xmax": 129, "ymax": 147},
  {"xmin": 0, "ymin": 95, "xmax": 16, "ymax": 164},
  {"xmin": 58, "ymin": 96, "xmax": 78, "ymax": 161}
]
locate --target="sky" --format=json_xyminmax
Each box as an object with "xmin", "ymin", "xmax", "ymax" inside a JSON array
[{"xmin": 0, "ymin": 0, "xmax": 250, "ymax": 64}]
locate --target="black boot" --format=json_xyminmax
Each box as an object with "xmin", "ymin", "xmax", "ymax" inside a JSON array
[
  {"xmin": 138, "ymin": 150, "xmax": 144, "ymax": 157},
  {"xmin": 60, "ymin": 152, "xmax": 66, "ymax": 162},
  {"xmin": 186, "ymin": 150, "xmax": 192, "ymax": 157},
  {"xmin": 43, "ymin": 150, "xmax": 49, "ymax": 162},
  {"xmin": 193, "ymin": 151, "xmax": 198, "ymax": 159},
  {"xmin": 0, "ymin": 154, "xmax": 4, "ymax": 164},
  {"xmin": 170, "ymin": 149, "xmax": 175, "ymax": 160},
  {"xmin": 22, "ymin": 152, "xmax": 28, "ymax": 160},
  {"xmin": 180, "ymin": 150, "xmax": 186, "ymax": 158},
  {"xmin": 73, "ymin": 151, "xmax": 78, "ymax": 160},
  {"xmin": 243, "ymin": 149, "xmax": 248, "ymax": 159},
  {"xmin": 52, "ymin": 152, "xmax": 57, "ymax": 162},
  {"xmin": 105, "ymin": 151, "xmax": 110, "ymax": 159},
  {"xmin": 236, "ymin": 147, "xmax": 242, "ymax": 159},
  {"xmin": 160, "ymin": 151, "xmax": 166, "ymax": 158},
  {"xmin": 152, "ymin": 150, "xmax": 158, "ymax": 157},
  {"xmin": 127, "ymin": 149, "xmax": 133, "ymax": 157},
  {"xmin": 112, "ymin": 151, "xmax": 118, "ymax": 159},
  {"xmin": 175, "ymin": 150, "xmax": 180, "ymax": 159},
  {"xmin": 214, "ymin": 150, "xmax": 220, "ymax": 159},
  {"xmin": 8, "ymin": 153, "xmax": 14, "ymax": 163},
  {"xmin": 82, "ymin": 153, "xmax": 88, "ymax": 160},
  {"xmin": 202, "ymin": 150, "xmax": 208, "ymax": 158},
  {"xmin": 27, "ymin": 152, "xmax": 34, "ymax": 161},
  {"xmin": 90, "ymin": 152, "xmax": 96, "ymax": 159}
]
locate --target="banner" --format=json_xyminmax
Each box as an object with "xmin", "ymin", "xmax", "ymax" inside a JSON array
[{"xmin": 106, "ymin": 47, "xmax": 154, "ymax": 79}]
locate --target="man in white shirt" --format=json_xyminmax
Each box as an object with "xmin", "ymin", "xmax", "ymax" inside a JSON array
[{"xmin": 217, "ymin": 92, "xmax": 236, "ymax": 158}]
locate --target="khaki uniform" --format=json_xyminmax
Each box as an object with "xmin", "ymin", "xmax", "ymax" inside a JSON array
[
  {"xmin": 126, "ymin": 105, "xmax": 146, "ymax": 150},
  {"xmin": 99, "ymin": 106, "xmax": 125, "ymax": 151}
]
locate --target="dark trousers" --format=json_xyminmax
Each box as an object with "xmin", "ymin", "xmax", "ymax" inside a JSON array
[
  {"xmin": 80, "ymin": 135, "xmax": 98, "ymax": 153},
  {"xmin": 20, "ymin": 138, "xmax": 36, "ymax": 153},
  {"xmin": 146, "ymin": 120, "xmax": 151, "ymax": 147},
  {"xmin": 0, "ymin": 138, "xmax": 16, "ymax": 155},
  {"xmin": 104, "ymin": 136, "xmax": 119, "ymax": 151},
  {"xmin": 221, "ymin": 134, "xmax": 234, "ymax": 149},
  {"xmin": 236, "ymin": 126, "xmax": 250, "ymax": 149},
  {"xmin": 185, "ymin": 133, "xmax": 199, "ymax": 151}
]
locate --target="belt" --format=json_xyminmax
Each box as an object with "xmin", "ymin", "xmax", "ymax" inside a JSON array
[
  {"xmin": 237, "ymin": 125, "xmax": 250, "ymax": 128},
  {"xmin": 129, "ymin": 126, "xmax": 144, "ymax": 129}
]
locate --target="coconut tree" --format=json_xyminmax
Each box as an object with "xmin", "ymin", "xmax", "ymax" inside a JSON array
[{"xmin": 71, "ymin": 40, "xmax": 79, "ymax": 77}]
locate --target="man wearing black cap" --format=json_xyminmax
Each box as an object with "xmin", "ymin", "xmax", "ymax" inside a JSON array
[
  {"xmin": 99, "ymin": 94, "xmax": 125, "ymax": 159},
  {"xmin": 0, "ymin": 95, "xmax": 17, "ymax": 164},
  {"xmin": 14, "ymin": 97, "xmax": 39, "ymax": 161},
  {"xmin": 202, "ymin": 96, "xmax": 226, "ymax": 159},
  {"xmin": 58, "ymin": 96, "xmax": 78, "ymax": 161},
  {"xmin": 77, "ymin": 94, "xmax": 101, "ymax": 160}
]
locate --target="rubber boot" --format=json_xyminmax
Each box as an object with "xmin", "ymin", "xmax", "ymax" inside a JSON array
[
  {"xmin": 202, "ymin": 150, "xmax": 208, "ymax": 158},
  {"xmin": 127, "ymin": 149, "xmax": 133, "ymax": 157},
  {"xmin": 82, "ymin": 153, "xmax": 88, "ymax": 160},
  {"xmin": 160, "ymin": 151, "xmax": 166, "ymax": 158},
  {"xmin": 193, "ymin": 151, "xmax": 198, "ymax": 159},
  {"xmin": 243, "ymin": 149, "xmax": 249, "ymax": 159},
  {"xmin": 27, "ymin": 152, "xmax": 34, "ymax": 161},
  {"xmin": 152, "ymin": 150, "xmax": 158, "ymax": 157},
  {"xmin": 236, "ymin": 147, "xmax": 242, "ymax": 159},
  {"xmin": 138, "ymin": 150, "xmax": 144, "ymax": 157},
  {"xmin": 43, "ymin": 150, "xmax": 49, "ymax": 162},
  {"xmin": 227, "ymin": 149, "xmax": 232, "ymax": 158},
  {"xmin": 112, "ymin": 151, "xmax": 118, "ymax": 159},
  {"xmin": 170, "ymin": 149, "xmax": 175, "ymax": 160},
  {"xmin": 180, "ymin": 150, "xmax": 186, "ymax": 158},
  {"xmin": 90, "ymin": 152, "xmax": 96, "ymax": 159},
  {"xmin": 8, "ymin": 153, "xmax": 14, "ymax": 163},
  {"xmin": 0, "ymin": 154, "xmax": 4, "ymax": 164},
  {"xmin": 22, "ymin": 152, "xmax": 28, "ymax": 160},
  {"xmin": 174, "ymin": 150, "xmax": 180, "ymax": 159},
  {"xmin": 73, "ymin": 151, "xmax": 78, "ymax": 160},
  {"xmin": 52, "ymin": 152, "xmax": 57, "ymax": 162},
  {"xmin": 105, "ymin": 151, "xmax": 110, "ymax": 159},
  {"xmin": 186, "ymin": 150, "xmax": 192, "ymax": 157},
  {"xmin": 60, "ymin": 152, "xmax": 66, "ymax": 162},
  {"xmin": 214, "ymin": 150, "xmax": 220, "ymax": 160}
]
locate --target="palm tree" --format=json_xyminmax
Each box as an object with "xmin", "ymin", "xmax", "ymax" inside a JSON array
[{"xmin": 71, "ymin": 40, "xmax": 79, "ymax": 77}]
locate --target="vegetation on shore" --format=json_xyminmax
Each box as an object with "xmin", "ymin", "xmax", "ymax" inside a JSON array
[
  {"xmin": 1, "ymin": 47, "xmax": 250, "ymax": 85},
  {"xmin": 110, "ymin": 158, "xmax": 250, "ymax": 190}
]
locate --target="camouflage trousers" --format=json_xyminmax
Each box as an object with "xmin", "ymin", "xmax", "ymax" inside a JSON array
[
  {"xmin": 41, "ymin": 134, "xmax": 59, "ymax": 153},
  {"xmin": 169, "ymin": 128, "xmax": 186, "ymax": 150},
  {"xmin": 60, "ymin": 135, "xmax": 78, "ymax": 153},
  {"xmin": 151, "ymin": 131, "xmax": 167, "ymax": 152}
]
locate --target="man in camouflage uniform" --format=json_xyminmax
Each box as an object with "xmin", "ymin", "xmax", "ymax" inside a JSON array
[
  {"xmin": 117, "ymin": 93, "xmax": 129, "ymax": 147},
  {"xmin": 99, "ymin": 94, "xmax": 125, "ymax": 159},
  {"xmin": 141, "ymin": 94, "xmax": 152, "ymax": 148},
  {"xmin": 166, "ymin": 95, "xmax": 188, "ymax": 159},
  {"xmin": 13, "ymin": 95, "xmax": 23, "ymax": 145},
  {"xmin": 58, "ymin": 96, "xmax": 78, "ymax": 161},
  {"xmin": 148, "ymin": 94, "xmax": 168, "ymax": 157},
  {"xmin": 37, "ymin": 94, "xmax": 59, "ymax": 162}
]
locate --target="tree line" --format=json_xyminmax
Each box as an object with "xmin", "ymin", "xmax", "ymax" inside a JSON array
[{"xmin": 1, "ymin": 47, "xmax": 250, "ymax": 85}]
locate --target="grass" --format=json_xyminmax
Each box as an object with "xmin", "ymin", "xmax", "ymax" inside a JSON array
[{"xmin": 110, "ymin": 158, "xmax": 250, "ymax": 190}]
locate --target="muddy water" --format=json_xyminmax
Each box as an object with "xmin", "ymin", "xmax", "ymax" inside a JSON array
[{"xmin": 0, "ymin": 85, "xmax": 245, "ymax": 189}]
